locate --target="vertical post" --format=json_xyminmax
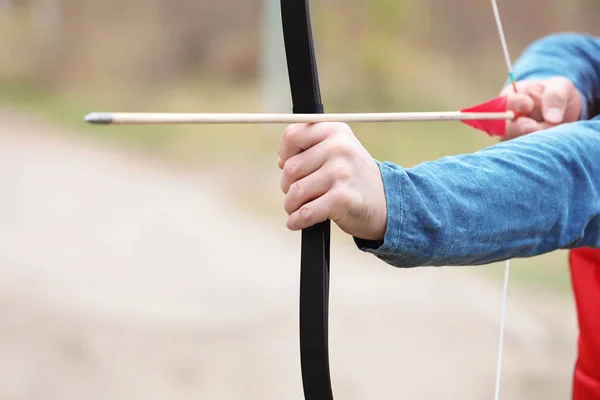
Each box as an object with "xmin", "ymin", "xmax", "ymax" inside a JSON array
[{"xmin": 260, "ymin": 0, "xmax": 290, "ymax": 113}]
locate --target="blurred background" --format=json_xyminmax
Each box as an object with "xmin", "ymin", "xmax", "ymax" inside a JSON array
[{"xmin": 0, "ymin": 0, "xmax": 599, "ymax": 398}]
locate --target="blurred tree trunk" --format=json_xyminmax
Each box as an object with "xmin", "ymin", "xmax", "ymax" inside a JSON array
[{"xmin": 260, "ymin": 0, "xmax": 289, "ymax": 113}]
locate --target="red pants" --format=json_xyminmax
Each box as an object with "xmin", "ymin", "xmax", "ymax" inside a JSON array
[{"xmin": 570, "ymin": 248, "xmax": 600, "ymax": 399}]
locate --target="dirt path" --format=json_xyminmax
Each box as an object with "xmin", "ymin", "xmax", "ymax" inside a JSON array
[{"xmin": 0, "ymin": 108, "xmax": 578, "ymax": 399}]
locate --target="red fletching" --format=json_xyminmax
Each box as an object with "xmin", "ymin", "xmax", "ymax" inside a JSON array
[{"xmin": 460, "ymin": 95, "xmax": 510, "ymax": 137}]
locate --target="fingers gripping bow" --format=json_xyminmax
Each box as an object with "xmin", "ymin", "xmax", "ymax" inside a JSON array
[{"xmin": 280, "ymin": 0, "xmax": 335, "ymax": 399}]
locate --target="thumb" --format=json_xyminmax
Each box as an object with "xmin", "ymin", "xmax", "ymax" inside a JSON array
[{"xmin": 541, "ymin": 77, "xmax": 571, "ymax": 124}]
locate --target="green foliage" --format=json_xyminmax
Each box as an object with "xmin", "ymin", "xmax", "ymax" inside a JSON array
[{"xmin": 475, "ymin": 251, "xmax": 572, "ymax": 294}]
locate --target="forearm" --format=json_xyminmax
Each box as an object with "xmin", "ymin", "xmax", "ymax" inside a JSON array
[
  {"xmin": 356, "ymin": 120, "xmax": 600, "ymax": 267},
  {"xmin": 512, "ymin": 33, "xmax": 600, "ymax": 119}
]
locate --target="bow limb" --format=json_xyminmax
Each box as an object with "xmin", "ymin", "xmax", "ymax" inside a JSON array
[{"xmin": 280, "ymin": 1, "xmax": 334, "ymax": 399}]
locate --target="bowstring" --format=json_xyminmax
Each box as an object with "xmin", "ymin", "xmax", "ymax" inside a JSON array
[
  {"xmin": 493, "ymin": 260, "xmax": 511, "ymax": 400},
  {"xmin": 490, "ymin": 0, "xmax": 517, "ymax": 91},
  {"xmin": 489, "ymin": 0, "xmax": 514, "ymax": 399}
]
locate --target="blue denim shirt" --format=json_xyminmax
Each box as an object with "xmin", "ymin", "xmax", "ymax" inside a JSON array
[{"xmin": 355, "ymin": 33, "xmax": 600, "ymax": 267}]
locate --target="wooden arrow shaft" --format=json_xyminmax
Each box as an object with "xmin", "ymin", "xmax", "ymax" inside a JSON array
[{"xmin": 84, "ymin": 111, "xmax": 515, "ymax": 125}]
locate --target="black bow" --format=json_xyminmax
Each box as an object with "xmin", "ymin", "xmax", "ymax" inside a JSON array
[{"xmin": 280, "ymin": 1, "xmax": 334, "ymax": 399}]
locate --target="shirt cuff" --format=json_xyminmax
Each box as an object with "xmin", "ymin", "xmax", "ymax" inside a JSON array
[{"xmin": 353, "ymin": 160, "xmax": 405, "ymax": 255}]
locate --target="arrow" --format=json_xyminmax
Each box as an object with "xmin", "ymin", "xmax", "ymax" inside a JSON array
[
  {"xmin": 84, "ymin": 96, "xmax": 515, "ymax": 137},
  {"xmin": 84, "ymin": 109, "xmax": 514, "ymax": 125}
]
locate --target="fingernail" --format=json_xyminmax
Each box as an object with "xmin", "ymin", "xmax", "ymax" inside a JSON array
[{"xmin": 546, "ymin": 108, "xmax": 563, "ymax": 123}]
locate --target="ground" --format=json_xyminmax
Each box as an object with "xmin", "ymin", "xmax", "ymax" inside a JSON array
[{"xmin": 0, "ymin": 108, "xmax": 580, "ymax": 399}]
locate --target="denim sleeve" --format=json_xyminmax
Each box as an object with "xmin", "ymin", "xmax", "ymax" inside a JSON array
[
  {"xmin": 355, "ymin": 120, "xmax": 600, "ymax": 267},
  {"xmin": 510, "ymin": 33, "xmax": 600, "ymax": 119}
]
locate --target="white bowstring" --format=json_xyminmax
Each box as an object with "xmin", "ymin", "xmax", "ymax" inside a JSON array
[
  {"xmin": 493, "ymin": 260, "xmax": 511, "ymax": 400},
  {"xmin": 490, "ymin": 0, "xmax": 514, "ymax": 73},
  {"xmin": 489, "ymin": 1, "xmax": 514, "ymax": 399}
]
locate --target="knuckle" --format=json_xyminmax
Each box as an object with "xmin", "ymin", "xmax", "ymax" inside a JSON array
[
  {"xmin": 328, "ymin": 135, "xmax": 354, "ymax": 158},
  {"xmin": 283, "ymin": 159, "xmax": 300, "ymax": 178},
  {"xmin": 282, "ymin": 124, "xmax": 300, "ymax": 143},
  {"xmin": 298, "ymin": 205, "xmax": 314, "ymax": 223},
  {"xmin": 321, "ymin": 122, "xmax": 350, "ymax": 136},
  {"xmin": 328, "ymin": 190, "xmax": 353, "ymax": 222},
  {"xmin": 554, "ymin": 76, "xmax": 573, "ymax": 87},
  {"xmin": 334, "ymin": 122, "xmax": 352, "ymax": 134},
  {"xmin": 332, "ymin": 123, "xmax": 354, "ymax": 141},
  {"xmin": 330, "ymin": 188, "xmax": 353, "ymax": 211},
  {"xmin": 288, "ymin": 181, "xmax": 303, "ymax": 199},
  {"xmin": 328, "ymin": 161, "xmax": 352, "ymax": 181}
]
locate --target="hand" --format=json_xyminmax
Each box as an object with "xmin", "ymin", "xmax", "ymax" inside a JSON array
[
  {"xmin": 278, "ymin": 122, "xmax": 387, "ymax": 241},
  {"xmin": 501, "ymin": 76, "xmax": 583, "ymax": 141}
]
